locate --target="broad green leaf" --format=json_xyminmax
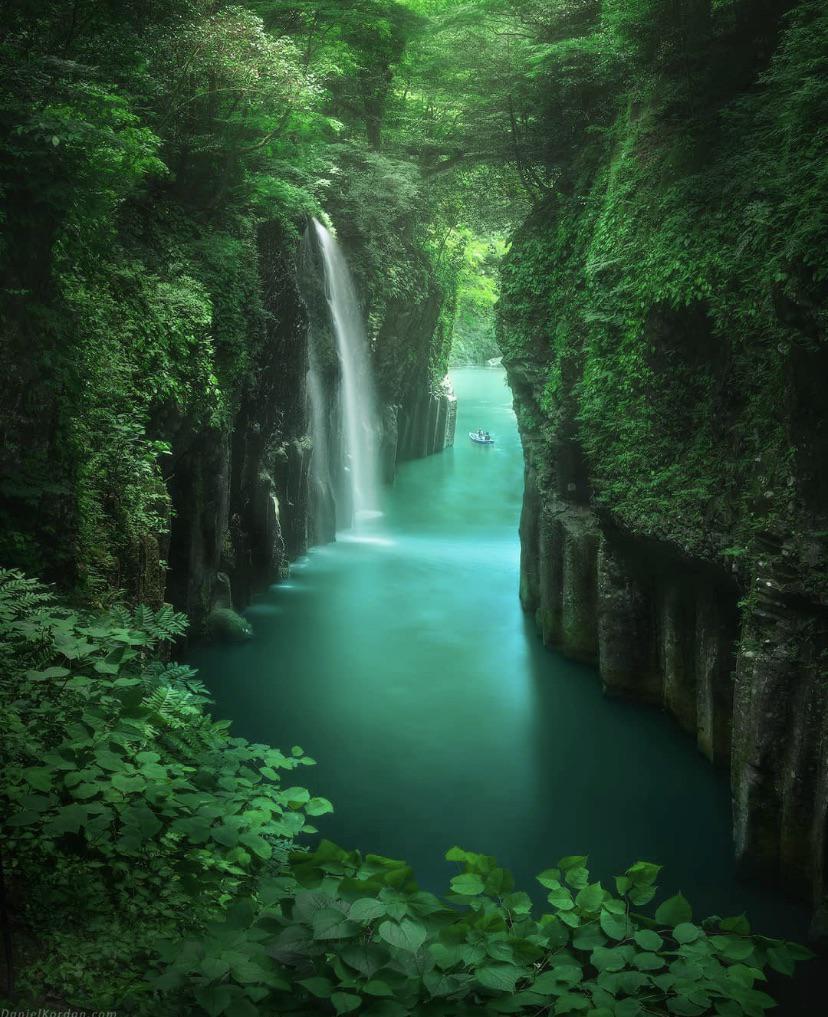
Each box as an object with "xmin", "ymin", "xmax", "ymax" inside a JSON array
[
  {"xmin": 564, "ymin": 866, "xmax": 590, "ymax": 889},
  {"xmin": 476, "ymin": 963, "xmax": 520, "ymax": 993},
  {"xmin": 599, "ymin": 908, "xmax": 627, "ymax": 941},
  {"xmin": 7, "ymin": 810, "xmax": 39, "ymax": 827},
  {"xmin": 25, "ymin": 666, "xmax": 70, "ymax": 680},
  {"xmin": 591, "ymin": 946, "xmax": 629, "ymax": 973},
  {"xmin": 504, "ymin": 891, "xmax": 533, "ymax": 915},
  {"xmin": 710, "ymin": 935, "xmax": 755, "ymax": 961},
  {"xmin": 634, "ymin": 930, "xmax": 663, "ymax": 951},
  {"xmin": 349, "ymin": 898, "xmax": 387, "ymax": 921},
  {"xmin": 554, "ymin": 992, "xmax": 590, "ymax": 1012},
  {"xmin": 195, "ymin": 984, "xmax": 232, "ymax": 1017},
  {"xmin": 572, "ymin": 923, "xmax": 606, "ymax": 951},
  {"xmin": 537, "ymin": 868, "xmax": 562, "ymax": 888},
  {"xmin": 200, "ymin": 957, "xmax": 230, "ymax": 981},
  {"xmin": 559, "ymin": 856, "xmax": 588, "ymax": 872},
  {"xmin": 298, "ymin": 977, "xmax": 333, "ymax": 998},
  {"xmin": 450, "ymin": 872, "xmax": 485, "ymax": 896},
  {"xmin": 363, "ymin": 979, "xmax": 394, "ymax": 997},
  {"xmin": 123, "ymin": 803, "xmax": 162, "ymax": 839},
  {"xmin": 95, "ymin": 750, "xmax": 125, "ymax": 772},
  {"xmin": 340, "ymin": 943, "xmax": 389, "ymax": 979},
  {"xmin": 331, "ymin": 992, "xmax": 361, "ymax": 1014},
  {"xmin": 225, "ymin": 996, "xmax": 258, "ymax": 1017},
  {"xmin": 111, "ymin": 772, "xmax": 146, "ymax": 794},
  {"xmin": 655, "ymin": 893, "xmax": 692, "ymax": 926},
  {"xmin": 71, "ymin": 782, "xmax": 100, "ymax": 800},
  {"xmin": 306, "ymin": 796, "xmax": 333, "ymax": 816},
  {"xmin": 633, "ymin": 951, "xmax": 665, "ymax": 970},
  {"xmin": 533, "ymin": 966, "xmax": 582, "ymax": 992},
  {"xmin": 377, "ymin": 918, "xmax": 427, "ymax": 952},
  {"xmin": 22, "ymin": 767, "xmax": 53, "ymax": 792},
  {"xmin": 666, "ymin": 998, "xmax": 705, "ymax": 1016},
  {"xmin": 312, "ymin": 908, "xmax": 358, "ymax": 940},
  {"xmin": 547, "ymin": 886, "xmax": 575, "ymax": 911},
  {"xmin": 239, "ymin": 831, "xmax": 272, "ymax": 859},
  {"xmin": 673, "ymin": 922, "xmax": 700, "ymax": 944},
  {"xmin": 211, "ymin": 825, "xmax": 240, "ymax": 848},
  {"xmin": 575, "ymin": 883, "xmax": 604, "ymax": 912}
]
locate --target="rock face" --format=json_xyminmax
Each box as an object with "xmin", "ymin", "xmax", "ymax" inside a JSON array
[
  {"xmin": 161, "ymin": 217, "xmax": 459, "ymax": 626},
  {"xmin": 497, "ymin": 0, "xmax": 828, "ymax": 923},
  {"xmin": 163, "ymin": 221, "xmax": 311, "ymax": 631},
  {"xmin": 504, "ymin": 339, "xmax": 828, "ymax": 932},
  {"xmin": 517, "ymin": 451, "xmax": 737, "ymax": 764},
  {"xmin": 375, "ymin": 286, "xmax": 457, "ymax": 469},
  {"xmin": 300, "ymin": 221, "xmax": 456, "ymax": 540}
]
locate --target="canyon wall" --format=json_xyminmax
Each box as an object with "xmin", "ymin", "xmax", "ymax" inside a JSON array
[
  {"xmin": 507, "ymin": 333, "xmax": 828, "ymax": 931},
  {"xmin": 163, "ymin": 221, "xmax": 312, "ymax": 631},
  {"xmin": 158, "ymin": 220, "xmax": 457, "ymax": 622},
  {"xmin": 301, "ymin": 220, "xmax": 457, "ymax": 543},
  {"xmin": 499, "ymin": 0, "xmax": 828, "ymax": 928},
  {"xmin": 160, "ymin": 216, "xmax": 457, "ymax": 616}
]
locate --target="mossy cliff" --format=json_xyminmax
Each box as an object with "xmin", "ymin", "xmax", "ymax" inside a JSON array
[
  {"xmin": 300, "ymin": 209, "xmax": 457, "ymax": 543},
  {"xmin": 498, "ymin": 2, "xmax": 828, "ymax": 927},
  {"xmin": 330, "ymin": 197, "xmax": 458, "ymax": 478},
  {"xmin": 0, "ymin": 1, "xmax": 458, "ymax": 627},
  {"xmin": 1, "ymin": 199, "xmax": 455, "ymax": 624}
]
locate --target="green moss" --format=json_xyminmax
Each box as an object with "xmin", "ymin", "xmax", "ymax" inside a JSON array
[
  {"xmin": 206, "ymin": 607, "xmax": 253, "ymax": 642},
  {"xmin": 499, "ymin": 3, "xmax": 828, "ymax": 587}
]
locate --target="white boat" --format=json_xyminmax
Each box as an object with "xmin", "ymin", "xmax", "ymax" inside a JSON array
[{"xmin": 469, "ymin": 431, "xmax": 494, "ymax": 445}]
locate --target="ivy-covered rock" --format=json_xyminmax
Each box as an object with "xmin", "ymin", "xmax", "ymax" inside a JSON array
[{"xmin": 206, "ymin": 607, "xmax": 253, "ymax": 643}]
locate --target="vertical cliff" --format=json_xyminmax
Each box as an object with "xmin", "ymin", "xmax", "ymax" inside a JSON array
[
  {"xmin": 499, "ymin": 2, "xmax": 828, "ymax": 927},
  {"xmin": 300, "ymin": 217, "xmax": 457, "ymax": 542},
  {"xmin": 163, "ymin": 221, "xmax": 312, "ymax": 628}
]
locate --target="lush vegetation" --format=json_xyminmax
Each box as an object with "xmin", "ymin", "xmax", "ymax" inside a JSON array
[
  {"xmin": 494, "ymin": 0, "xmax": 828, "ymax": 585},
  {"xmin": 0, "ymin": 571, "xmax": 811, "ymax": 1015},
  {"xmin": 449, "ymin": 235, "xmax": 506, "ymax": 367},
  {"xmin": 2, "ymin": 0, "xmax": 825, "ymax": 1012},
  {"xmin": 0, "ymin": 0, "xmax": 512, "ymax": 594}
]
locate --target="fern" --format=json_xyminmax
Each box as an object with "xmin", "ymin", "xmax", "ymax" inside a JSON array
[
  {"xmin": 142, "ymin": 661, "xmax": 211, "ymax": 702},
  {"xmin": 107, "ymin": 604, "xmax": 133, "ymax": 628},
  {"xmin": 131, "ymin": 603, "xmax": 188, "ymax": 647},
  {"xmin": 0, "ymin": 569, "xmax": 55, "ymax": 622},
  {"xmin": 140, "ymin": 685, "xmax": 215, "ymax": 753}
]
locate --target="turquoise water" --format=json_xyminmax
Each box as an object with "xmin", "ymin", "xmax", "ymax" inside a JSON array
[{"xmin": 189, "ymin": 367, "xmax": 809, "ymax": 946}]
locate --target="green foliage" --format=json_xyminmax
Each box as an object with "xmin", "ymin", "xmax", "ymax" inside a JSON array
[
  {"xmin": 450, "ymin": 234, "xmax": 506, "ymax": 367},
  {"xmin": 2, "ymin": 0, "xmax": 526, "ymax": 590},
  {"xmin": 0, "ymin": 0, "xmax": 365, "ymax": 593},
  {"xmin": 0, "ymin": 569, "xmax": 319, "ymax": 1008},
  {"xmin": 0, "ymin": 573, "xmax": 812, "ymax": 1013},
  {"xmin": 496, "ymin": 0, "xmax": 828, "ymax": 584}
]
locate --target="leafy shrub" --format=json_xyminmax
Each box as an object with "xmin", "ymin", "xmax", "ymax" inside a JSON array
[
  {"xmin": 0, "ymin": 570, "xmax": 322, "ymax": 1007},
  {"xmin": 0, "ymin": 572, "xmax": 811, "ymax": 1015},
  {"xmin": 158, "ymin": 842, "xmax": 812, "ymax": 1017}
]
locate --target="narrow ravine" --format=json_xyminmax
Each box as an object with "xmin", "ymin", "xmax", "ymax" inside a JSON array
[{"xmin": 190, "ymin": 367, "xmax": 808, "ymax": 942}]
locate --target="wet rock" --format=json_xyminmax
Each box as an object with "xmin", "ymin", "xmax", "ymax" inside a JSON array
[{"xmin": 206, "ymin": 607, "xmax": 253, "ymax": 642}]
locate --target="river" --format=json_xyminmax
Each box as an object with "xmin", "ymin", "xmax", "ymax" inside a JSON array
[{"xmin": 189, "ymin": 366, "xmax": 809, "ymax": 949}]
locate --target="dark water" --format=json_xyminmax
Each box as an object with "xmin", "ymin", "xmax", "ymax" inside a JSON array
[{"xmin": 190, "ymin": 367, "xmax": 810, "ymax": 952}]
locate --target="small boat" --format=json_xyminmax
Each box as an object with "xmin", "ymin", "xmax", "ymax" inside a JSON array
[{"xmin": 469, "ymin": 431, "xmax": 495, "ymax": 445}]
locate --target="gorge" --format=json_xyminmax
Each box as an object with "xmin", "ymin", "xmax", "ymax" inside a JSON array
[{"xmin": 1, "ymin": 1, "xmax": 826, "ymax": 1015}]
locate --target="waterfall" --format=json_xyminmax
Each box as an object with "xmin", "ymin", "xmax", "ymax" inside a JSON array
[
  {"xmin": 312, "ymin": 218, "xmax": 381, "ymax": 525},
  {"xmin": 306, "ymin": 345, "xmax": 337, "ymax": 543}
]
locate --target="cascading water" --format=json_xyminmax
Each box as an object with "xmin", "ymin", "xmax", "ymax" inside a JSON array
[
  {"xmin": 306, "ymin": 345, "xmax": 336, "ymax": 543},
  {"xmin": 311, "ymin": 218, "xmax": 381, "ymax": 526}
]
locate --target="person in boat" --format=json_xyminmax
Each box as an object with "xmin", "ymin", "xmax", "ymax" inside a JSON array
[{"xmin": 484, "ymin": 431, "xmax": 491, "ymax": 440}]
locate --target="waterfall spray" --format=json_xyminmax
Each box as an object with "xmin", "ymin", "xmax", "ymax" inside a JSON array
[{"xmin": 312, "ymin": 218, "xmax": 381, "ymax": 525}]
